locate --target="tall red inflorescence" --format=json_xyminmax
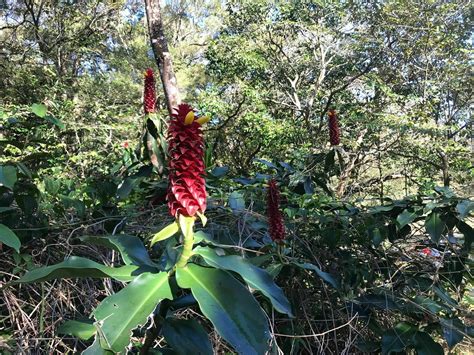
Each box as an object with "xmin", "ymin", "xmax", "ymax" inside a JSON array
[
  {"xmin": 144, "ymin": 68, "xmax": 156, "ymax": 114},
  {"xmin": 267, "ymin": 179, "xmax": 285, "ymax": 243},
  {"xmin": 328, "ymin": 109, "xmax": 340, "ymax": 146},
  {"xmin": 167, "ymin": 104, "xmax": 207, "ymax": 218}
]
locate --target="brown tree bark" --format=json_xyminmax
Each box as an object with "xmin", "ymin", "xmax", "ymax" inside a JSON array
[{"xmin": 144, "ymin": 0, "xmax": 181, "ymax": 115}]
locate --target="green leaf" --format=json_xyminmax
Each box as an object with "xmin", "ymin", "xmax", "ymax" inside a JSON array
[
  {"xmin": 412, "ymin": 331, "xmax": 443, "ymax": 355},
  {"xmin": 14, "ymin": 256, "xmax": 140, "ymax": 284},
  {"xmin": 0, "ymin": 165, "xmax": 17, "ymax": 190},
  {"xmin": 194, "ymin": 246, "xmax": 293, "ymax": 317},
  {"xmin": 0, "ymin": 207, "xmax": 15, "ymax": 214},
  {"xmin": 82, "ymin": 334, "xmax": 114, "ymax": 355},
  {"xmin": 176, "ymin": 264, "xmax": 270, "ymax": 355},
  {"xmin": 293, "ymin": 262, "xmax": 340, "ymax": 289},
  {"xmin": 79, "ymin": 235, "xmax": 157, "ymax": 268},
  {"xmin": 381, "ymin": 322, "xmax": 417, "ymax": 355},
  {"xmin": 456, "ymin": 199, "xmax": 474, "ymax": 219},
  {"xmin": 210, "ymin": 166, "xmax": 229, "ymax": 178},
  {"xmin": 43, "ymin": 114, "xmax": 65, "ymax": 129},
  {"xmin": 397, "ymin": 209, "xmax": 421, "ymax": 229},
  {"xmin": 162, "ymin": 318, "xmax": 213, "ymax": 355},
  {"xmin": 31, "ymin": 103, "xmax": 47, "ymax": 118},
  {"xmin": 57, "ymin": 319, "xmax": 95, "ymax": 340},
  {"xmin": 457, "ymin": 219, "xmax": 473, "ymax": 251},
  {"xmin": 150, "ymin": 221, "xmax": 179, "ymax": 246},
  {"xmin": 413, "ymin": 296, "xmax": 445, "ymax": 314},
  {"xmin": 425, "ymin": 212, "xmax": 445, "ymax": 244},
  {"xmin": 440, "ymin": 317, "xmax": 465, "ymax": 349},
  {"xmin": 229, "ymin": 191, "xmax": 245, "ymax": 210},
  {"xmin": 0, "ymin": 223, "xmax": 21, "ymax": 252},
  {"xmin": 93, "ymin": 272, "xmax": 172, "ymax": 352}
]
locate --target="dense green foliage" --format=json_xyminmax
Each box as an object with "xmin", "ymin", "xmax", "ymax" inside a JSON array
[{"xmin": 0, "ymin": 0, "xmax": 472, "ymax": 354}]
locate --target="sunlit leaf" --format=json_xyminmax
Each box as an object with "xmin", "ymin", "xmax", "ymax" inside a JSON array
[
  {"xmin": 425, "ymin": 212, "xmax": 445, "ymax": 243},
  {"xmin": 0, "ymin": 223, "xmax": 21, "ymax": 252},
  {"xmin": 176, "ymin": 264, "xmax": 270, "ymax": 354},
  {"xmin": 93, "ymin": 272, "xmax": 172, "ymax": 352},
  {"xmin": 14, "ymin": 256, "xmax": 140, "ymax": 284},
  {"xmin": 58, "ymin": 319, "xmax": 95, "ymax": 340},
  {"xmin": 195, "ymin": 246, "xmax": 293, "ymax": 316}
]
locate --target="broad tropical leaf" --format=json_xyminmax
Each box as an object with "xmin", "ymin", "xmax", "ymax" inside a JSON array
[
  {"xmin": 425, "ymin": 212, "xmax": 445, "ymax": 243},
  {"xmin": 412, "ymin": 331, "xmax": 443, "ymax": 355},
  {"xmin": 79, "ymin": 235, "xmax": 157, "ymax": 268},
  {"xmin": 176, "ymin": 264, "xmax": 270, "ymax": 355},
  {"xmin": 57, "ymin": 319, "xmax": 95, "ymax": 340},
  {"xmin": 14, "ymin": 256, "xmax": 140, "ymax": 284},
  {"xmin": 381, "ymin": 322, "xmax": 417, "ymax": 355},
  {"xmin": 93, "ymin": 272, "xmax": 172, "ymax": 352},
  {"xmin": 440, "ymin": 317, "xmax": 465, "ymax": 349},
  {"xmin": 162, "ymin": 317, "xmax": 212, "ymax": 355},
  {"xmin": 396, "ymin": 209, "xmax": 421, "ymax": 229},
  {"xmin": 194, "ymin": 246, "xmax": 293, "ymax": 317},
  {"xmin": 0, "ymin": 223, "xmax": 21, "ymax": 252},
  {"xmin": 0, "ymin": 165, "xmax": 17, "ymax": 190}
]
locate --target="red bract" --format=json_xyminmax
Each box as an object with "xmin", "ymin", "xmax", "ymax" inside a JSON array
[
  {"xmin": 267, "ymin": 179, "xmax": 285, "ymax": 243},
  {"xmin": 328, "ymin": 109, "xmax": 340, "ymax": 146},
  {"xmin": 167, "ymin": 104, "xmax": 206, "ymax": 217},
  {"xmin": 144, "ymin": 68, "xmax": 156, "ymax": 114}
]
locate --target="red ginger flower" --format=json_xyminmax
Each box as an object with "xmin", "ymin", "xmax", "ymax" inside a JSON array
[
  {"xmin": 144, "ymin": 68, "xmax": 156, "ymax": 114},
  {"xmin": 328, "ymin": 109, "xmax": 340, "ymax": 146},
  {"xmin": 167, "ymin": 104, "xmax": 207, "ymax": 217},
  {"xmin": 267, "ymin": 179, "xmax": 285, "ymax": 242}
]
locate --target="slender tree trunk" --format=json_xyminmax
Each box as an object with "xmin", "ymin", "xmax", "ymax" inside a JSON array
[{"xmin": 144, "ymin": 0, "xmax": 180, "ymax": 115}]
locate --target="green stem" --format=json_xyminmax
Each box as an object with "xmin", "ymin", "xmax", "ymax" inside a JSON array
[{"xmin": 176, "ymin": 215, "xmax": 195, "ymax": 268}]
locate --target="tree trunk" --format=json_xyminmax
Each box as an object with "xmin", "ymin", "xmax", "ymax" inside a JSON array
[{"xmin": 144, "ymin": 0, "xmax": 180, "ymax": 115}]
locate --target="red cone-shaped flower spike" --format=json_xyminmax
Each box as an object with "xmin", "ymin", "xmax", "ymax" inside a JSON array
[
  {"xmin": 144, "ymin": 68, "xmax": 156, "ymax": 114},
  {"xmin": 267, "ymin": 179, "xmax": 285, "ymax": 243},
  {"xmin": 167, "ymin": 103, "xmax": 206, "ymax": 217},
  {"xmin": 328, "ymin": 109, "xmax": 340, "ymax": 146}
]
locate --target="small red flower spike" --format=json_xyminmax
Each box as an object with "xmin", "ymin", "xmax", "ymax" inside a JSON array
[
  {"xmin": 123, "ymin": 141, "xmax": 129, "ymax": 149},
  {"xmin": 167, "ymin": 103, "xmax": 207, "ymax": 218},
  {"xmin": 328, "ymin": 109, "xmax": 340, "ymax": 146},
  {"xmin": 144, "ymin": 68, "xmax": 156, "ymax": 114},
  {"xmin": 267, "ymin": 179, "xmax": 285, "ymax": 243}
]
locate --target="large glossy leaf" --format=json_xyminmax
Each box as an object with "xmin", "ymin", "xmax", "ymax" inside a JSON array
[
  {"xmin": 293, "ymin": 262, "xmax": 340, "ymax": 289},
  {"xmin": 162, "ymin": 317, "xmax": 212, "ymax": 355},
  {"xmin": 0, "ymin": 165, "xmax": 17, "ymax": 190},
  {"xmin": 14, "ymin": 256, "xmax": 140, "ymax": 284},
  {"xmin": 425, "ymin": 212, "xmax": 445, "ymax": 243},
  {"xmin": 229, "ymin": 191, "xmax": 245, "ymax": 211},
  {"xmin": 456, "ymin": 199, "xmax": 474, "ymax": 219},
  {"xmin": 440, "ymin": 317, "xmax": 465, "ymax": 348},
  {"xmin": 412, "ymin": 331, "xmax": 443, "ymax": 355},
  {"xmin": 381, "ymin": 322, "xmax": 417, "ymax": 355},
  {"xmin": 0, "ymin": 223, "xmax": 21, "ymax": 252},
  {"xmin": 57, "ymin": 319, "xmax": 95, "ymax": 340},
  {"xmin": 79, "ymin": 235, "xmax": 157, "ymax": 268},
  {"xmin": 194, "ymin": 246, "xmax": 293, "ymax": 317},
  {"xmin": 176, "ymin": 264, "xmax": 270, "ymax": 355},
  {"xmin": 396, "ymin": 209, "xmax": 421, "ymax": 229},
  {"xmin": 93, "ymin": 272, "xmax": 172, "ymax": 352}
]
